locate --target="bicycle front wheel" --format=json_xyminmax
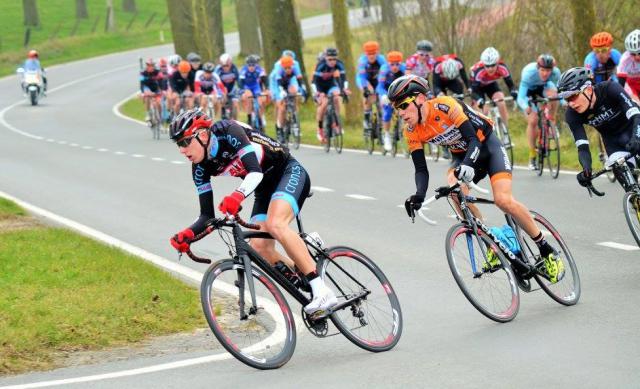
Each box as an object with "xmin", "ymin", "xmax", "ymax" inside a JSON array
[
  {"xmin": 547, "ymin": 125, "xmax": 560, "ymax": 179},
  {"xmin": 200, "ymin": 259, "xmax": 296, "ymax": 370},
  {"xmin": 623, "ymin": 191, "xmax": 640, "ymax": 247},
  {"xmin": 517, "ymin": 211, "xmax": 581, "ymax": 305},
  {"xmin": 320, "ymin": 246, "xmax": 403, "ymax": 352},
  {"xmin": 446, "ymin": 224, "xmax": 520, "ymax": 322},
  {"xmin": 333, "ymin": 112, "xmax": 343, "ymax": 154}
]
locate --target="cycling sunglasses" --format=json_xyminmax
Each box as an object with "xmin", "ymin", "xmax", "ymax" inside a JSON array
[
  {"xmin": 593, "ymin": 47, "xmax": 611, "ymax": 54},
  {"xmin": 389, "ymin": 62, "xmax": 401, "ymax": 67},
  {"xmin": 631, "ymin": 53, "xmax": 640, "ymax": 57},
  {"xmin": 393, "ymin": 95, "xmax": 417, "ymax": 110},
  {"xmin": 326, "ymin": 57, "xmax": 337, "ymax": 62},
  {"xmin": 562, "ymin": 91, "xmax": 581, "ymax": 102},
  {"xmin": 176, "ymin": 134, "xmax": 197, "ymax": 148}
]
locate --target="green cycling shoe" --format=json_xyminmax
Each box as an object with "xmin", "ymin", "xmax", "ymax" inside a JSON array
[
  {"xmin": 482, "ymin": 248, "xmax": 501, "ymax": 272},
  {"xmin": 541, "ymin": 253, "xmax": 565, "ymax": 284}
]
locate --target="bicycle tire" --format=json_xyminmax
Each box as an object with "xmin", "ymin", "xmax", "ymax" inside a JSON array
[
  {"xmin": 323, "ymin": 113, "xmax": 331, "ymax": 153},
  {"xmin": 320, "ymin": 246, "xmax": 403, "ymax": 352},
  {"xmin": 445, "ymin": 224, "xmax": 520, "ymax": 322},
  {"xmin": 536, "ymin": 137, "xmax": 545, "ymax": 176},
  {"xmin": 623, "ymin": 191, "xmax": 640, "ymax": 247},
  {"xmin": 364, "ymin": 128, "xmax": 374, "ymax": 155},
  {"xmin": 333, "ymin": 111, "xmax": 343, "ymax": 154},
  {"xmin": 200, "ymin": 259, "xmax": 296, "ymax": 370},
  {"xmin": 497, "ymin": 118, "xmax": 514, "ymax": 165},
  {"xmin": 547, "ymin": 125, "xmax": 560, "ymax": 179},
  {"xmin": 292, "ymin": 112, "xmax": 301, "ymax": 150},
  {"xmin": 517, "ymin": 211, "xmax": 581, "ymax": 306}
]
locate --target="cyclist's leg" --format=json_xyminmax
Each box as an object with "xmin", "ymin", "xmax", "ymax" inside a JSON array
[
  {"xmin": 330, "ymin": 87, "xmax": 342, "ymax": 129},
  {"xmin": 447, "ymin": 150, "xmax": 484, "ymax": 219},
  {"xmin": 489, "ymin": 86, "xmax": 507, "ymax": 124},
  {"xmin": 544, "ymin": 87, "xmax": 559, "ymax": 123}
]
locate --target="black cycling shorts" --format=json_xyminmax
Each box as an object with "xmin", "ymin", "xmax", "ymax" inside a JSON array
[
  {"xmin": 439, "ymin": 79, "xmax": 464, "ymax": 96},
  {"xmin": 450, "ymin": 132, "xmax": 512, "ymax": 183},
  {"xmin": 477, "ymin": 82, "xmax": 502, "ymax": 99},
  {"xmin": 250, "ymin": 157, "xmax": 311, "ymax": 222}
]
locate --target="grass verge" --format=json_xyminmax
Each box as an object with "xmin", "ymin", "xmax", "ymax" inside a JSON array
[{"xmin": 0, "ymin": 198, "xmax": 204, "ymax": 375}]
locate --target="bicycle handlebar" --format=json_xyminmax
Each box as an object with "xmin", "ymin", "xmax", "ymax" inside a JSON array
[
  {"xmin": 183, "ymin": 214, "xmax": 261, "ymax": 264},
  {"xmin": 416, "ymin": 181, "xmax": 487, "ymax": 225},
  {"xmin": 583, "ymin": 153, "xmax": 636, "ymax": 197}
]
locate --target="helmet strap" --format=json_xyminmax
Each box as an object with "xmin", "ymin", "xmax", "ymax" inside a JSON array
[
  {"xmin": 413, "ymin": 99, "xmax": 423, "ymax": 124},
  {"xmin": 196, "ymin": 130, "xmax": 209, "ymax": 157},
  {"xmin": 584, "ymin": 88, "xmax": 595, "ymax": 108}
]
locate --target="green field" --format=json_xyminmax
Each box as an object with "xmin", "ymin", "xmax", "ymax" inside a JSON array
[
  {"xmin": 0, "ymin": 0, "xmax": 329, "ymax": 77},
  {"xmin": 0, "ymin": 197, "xmax": 205, "ymax": 375}
]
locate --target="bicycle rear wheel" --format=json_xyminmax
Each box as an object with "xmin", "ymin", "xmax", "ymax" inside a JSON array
[
  {"xmin": 321, "ymin": 246, "xmax": 403, "ymax": 352},
  {"xmin": 517, "ymin": 211, "xmax": 581, "ymax": 305},
  {"xmin": 200, "ymin": 259, "xmax": 296, "ymax": 370},
  {"xmin": 547, "ymin": 125, "xmax": 560, "ymax": 179},
  {"xmin": 445, "ymin": 224, "xmax": 520, "ymax": 322},
  {"xmin": 623, "ymin": 191, "xmax": 640, "ymax": 247}
]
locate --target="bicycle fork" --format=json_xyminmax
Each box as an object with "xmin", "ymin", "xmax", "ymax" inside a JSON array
[{"xmin": 236, "ymin": 255, "xmax": 259, "ymax": 320}]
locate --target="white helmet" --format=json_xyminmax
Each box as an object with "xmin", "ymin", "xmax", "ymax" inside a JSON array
[
  {"xmin": 168, "ymin": 54, "xmax": 182, "ymax": 67},
  {"xmin": 625, "ymin": 29, "xmax": 640, "ymax": 54},
  {"xmin": 441, "ymin": 58, "xmax": 460, "ymax": 80},
  {"xmin": 219, "ymin": 53, "xmax": 232, "ymax": 65},
  {"xmin": 480, "ymin": 47, "xmax": 500, "ymax": 66}
]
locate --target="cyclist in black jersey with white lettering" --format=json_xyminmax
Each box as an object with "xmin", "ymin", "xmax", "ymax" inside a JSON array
[
  {"xmin": 168, "ymin": 110, "xmax": 337, "ymax": 315},
  {"xmin": 558, "ymin": 67, "xmax": 640, "ymax": 188}
]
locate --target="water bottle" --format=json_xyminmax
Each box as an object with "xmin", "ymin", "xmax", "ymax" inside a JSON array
[{"xmin": 490, "ymin": 225, "xmax": 520, "ymax": 255}]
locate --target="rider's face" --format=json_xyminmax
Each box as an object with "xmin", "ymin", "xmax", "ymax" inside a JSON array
[
  {"xmin": 632, "ymin": 52, "xmax": 640, "ymax": 63},
  {"xmin": 538, "ymin": 67, "xmax": 552, "ymax": 81},
  {"xmin": 485, "ymin": 64, "xmax": 497, "ymax": 75},
  {"xmin": 367, "ymin": 53, "xmax": 377, "ymax": 63},
  {"xmin": 567, "ymin": 87, "xmax": 593, "ymax": 113},
  {"xmin": 178, "ymin": 131, "xmax": 207, "ymax": 163},
  {"xmin": 395, "ymin": 95, "xmax": 423, "ymax": 126},
  {"xmin": 594, "ymin": 49, "xmax": 611, "ymax": 64}
]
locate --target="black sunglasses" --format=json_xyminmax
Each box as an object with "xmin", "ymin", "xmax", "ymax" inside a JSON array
[
  {"xmin": 176, "ymin": 134, "xmax": 196, "ymax": 148},
  {"xmin": 393, "ymin": 95, "xmax": 417, "ymax": 110}
]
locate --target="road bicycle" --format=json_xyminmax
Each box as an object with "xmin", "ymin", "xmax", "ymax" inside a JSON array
[
  {"xmin": 323, "ymin": 93, "xmax": 347, "ymax": 154},
  {"xmin": 144, "ymin": 94, "xmax": 162, "ymax": 140},
  {"xmin": 390, "ymin": 111, "xmax": 408, "ymax": 158},
  {"xmin": 596, "ymin": 134, "xmax": 617, "ymax": 183},
  {"xmin": 363, "ymin": 90, "xmax": 382, "ymax": 155},
  {"xmin": 485, "ymin": 97, "xmax": 514, "ymax": 164},
  {"xmin": 202, "ymin": 94, "xmax": 217, "ymax": 121},
  {"xmin": 184, "ymin": 205, "xmax": 402, "ymax": 369},
  {"xmin": 221, "ymin": 91, "xmax": 238, "ymax": 121},
  {"xmin": 246, "ymin": 92, "xmax": 268, "ymax": 134},
  {"xmin": 281, "ymin": 90, "xmax": 302, "ymax": 150},
  {"xmin": 529, "ymin": 97, "xmax": 562, "ymax": 179},
  {"xmin": 584, "ymin": 153, "xmax": 640, "ymax": 247},
  {"xmin": 415, "ymin": 180, "xmax": 580, "ymax": 322}
]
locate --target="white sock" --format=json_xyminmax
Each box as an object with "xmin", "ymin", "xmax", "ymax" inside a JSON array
[{"xmin": 309, "ymin": 277, "xmax": 324, "ymax": 296}]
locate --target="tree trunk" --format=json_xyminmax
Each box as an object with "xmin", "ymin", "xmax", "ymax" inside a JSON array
[
  {"xmin": 23, "ymin": 0, "xmax": 40, "ymax": 27},
  {"xmin": 191, "ymin": 0, "xmax": 225, "ymax": 63},
  {"xmin": 235, "ymin": 0, "xmax": 261, "ymax": 56},
  {"xmin": 166, "ymin": 0, "xmax": 198, "ymax": 57},
  {"xmin": 331, "ymin": 0, "xmax": 361, "ymax": 124},
  {"xmin": 122, "ymin": 0, "xmax": 137, "ymax": 13},
  {"xmin": 106, "ymin": 0, "xmax": 116, "ymax": 32},
  {"xmin": 417, "ymin": 0, "xmax": 431, "ymax": 16},
  {"xmin": 76, "ymin": 0, "xmax": 89, "ymax": 19},
  {"xmin": 380, "ymin": 0, "xmax": 396, "ymax": 26},
  {"xmin": 448, "ymin": 0, "xmax": 457, "ymax": 53},
  {"xmin": 256, "ymin": 0, "xmax": 306, "ymax": 76},
  {"xmin": 570, "ymin": 0, "xmax": 596, "ymax": 63}
]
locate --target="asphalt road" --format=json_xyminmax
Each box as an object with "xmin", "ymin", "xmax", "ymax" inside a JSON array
[{"xmin": 1, "ymin": 7, "xmax": 640, "ymax": 389}]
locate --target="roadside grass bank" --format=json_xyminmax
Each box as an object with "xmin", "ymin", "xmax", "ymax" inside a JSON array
[
  {"xmin": 0, "ymin": 0, "xmax": 328, "ymax": 77},
  {"xmin": 0, "ymin": 197, "xmax": 204, "ymax": 375}
]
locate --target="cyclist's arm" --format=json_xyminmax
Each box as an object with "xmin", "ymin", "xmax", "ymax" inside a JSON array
[
  {"xmin": 458, "ymin": 120, "xmax": 482, "ymax": 166},
  {"xmin": 139, "ymin": 73, "xmax": 147, "ymax": 93},
  {"xmin": 190, "ymin": 164, "xmax": 216, "ymax": 236},
  {"xmin": 224, "ymin": 122, "xmax": 265, "ymax": 197},
  {"xmin": 194, "ymin": 78, "xmax": 202, "ymax": 94},
  {"xmin": 516, "ymin": 81, "xmax": 530, "ymax": 110},
  {"xmin": 432, "ymin": 72, "xmax": 444, "ymax": 96},
  {"xmin": 457, "ymin": 59, "xmax": 470, "ymax": 88},
  {"xmin": 410, "ymin": 148, "xmax": 430, "ymax": 197},
  {"xmin": 608, "ymin": 81, "xmax": 640, "ymax": 139},
  {"xmin": 376, "ymin": 67, "xmax": 388, "ymax": 96},
  {"xmin": 356, "ymin": 57, "xmax": 368, "ymax": 89},
  {"xmin": 565, "ymin": 110, "xmax": 593, "ymax": 171},
  {"xmin": 337, "ymin": 60, "xmax": 347, "ymax": 89}
]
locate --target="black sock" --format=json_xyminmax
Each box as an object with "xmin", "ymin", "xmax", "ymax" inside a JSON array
[
  {"xmin": 318, "ymin": 120, "xmax": 323, "ymax": 129},
  {"xmin": 305, "ymin": 270, "xmax": 318, "ymax": 282}
]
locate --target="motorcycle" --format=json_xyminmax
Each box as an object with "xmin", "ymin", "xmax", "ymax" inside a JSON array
[{"xmin": 17, "ymin": 67, "xmax": 46, "ymax": 106}]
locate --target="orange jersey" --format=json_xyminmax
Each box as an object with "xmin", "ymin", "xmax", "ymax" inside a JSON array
[{"xmin": 404, "ymin": 96, "xmax": 494, "ymax": 153}]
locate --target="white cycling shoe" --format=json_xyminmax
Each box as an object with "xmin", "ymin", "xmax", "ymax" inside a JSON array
[
  {"xmin": 383, "ymin": 133, "xmax": 392, "ymax": 151},
  {"xmin": 304, "ymin": 286, "xmax": 338, "ymax": 314}
]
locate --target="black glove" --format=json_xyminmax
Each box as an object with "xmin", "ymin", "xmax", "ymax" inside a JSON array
[
  {"xmin": 475, "ymin": 98, "xmax": 485, "ymax": 109},
  {"xmin": 626, "ymin": 136, "xmax": 640, "ymax": 156},
  {"xmin": 404, "ymin": 194, "xmax": 425, "ymax": 218},
  {"xmin": 576, "ymin": 169, "xmax": 592, "ymax": 187},
  {"xmin": 510, "ymin": 89, "xmax": 518, "ymax": 100}
]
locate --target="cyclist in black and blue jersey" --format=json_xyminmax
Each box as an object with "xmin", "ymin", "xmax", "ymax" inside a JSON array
[
  {"xmin": 558, "ymin": 67, "xmax": 640, "ymax": 189},
  {"xmin": 168, "ymin": 110, "xmax": 338, "ymax": 315},
  {"xmin": 239, "ymin": 55, "xmax": 269, "ymax": 129},
  {"xmin": 312, "ymin": 47, "xmax": 349, "ymax": 143},
  {"xmin": 215, "ymin": 53, "xmax": 240, "ymax": 120}
]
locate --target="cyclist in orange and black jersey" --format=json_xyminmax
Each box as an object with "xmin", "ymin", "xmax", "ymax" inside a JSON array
[{"xmin": 388, "ymin": 75, "xmax": 565, "ymax": 283}]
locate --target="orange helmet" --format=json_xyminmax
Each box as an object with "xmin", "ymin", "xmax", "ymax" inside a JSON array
[
  {"xmin": 386, "ymin": 51, "xmax": 403, "ymax": 63},
  {"xmin": 363, "ymin": 41, "xmax": 380, "ymax": 55},
  {"xmin": 590, "ymin": 32, "xmax": 613, "ymax": 48},
  {"xmin": 178, "ymin": 60, "xmax": 191, "ymax": 73},
  {"xmin": 280, "ymin": 56, "xmax": 294, "ymax": 68},
  {"xmin": 28, "ymin": 50, "xmax": 38, "ymax": 59}
]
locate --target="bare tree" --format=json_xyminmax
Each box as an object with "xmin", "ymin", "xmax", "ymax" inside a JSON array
[
  {"xmin": 23, "ymin": 0, "xmax": 41, "ymax": 27},
  {"xmin": 106, "ymin": 0, "xmax": 116, "ymax": 32},
  {"xmin": 122, "ymin": 0, "xmax": 137, "ymax": 13},
  {"xmin": 191, "ymin": 0, "xmax": 225, "ymax": 62},
  {"xmin": 256, "ymin": 0, "xmax": 306, "ymax": 75},
  {"xmin": 570, "ymin": 0, "xmax": 596, "ymax": 63},
  {"xmin": 331, "ymin": 0, "xmax": 361, "ymax": 124},
  {"xmin": 166, "ymin": 0, "xmax": 198, "ymax": 57},
  {"xmin": 76, "ymin": 0, "xmax": 89, "ymax": 19},
  {"xmin": 235, "ymin": 0, "xmax": 261, "ymax": 56}
]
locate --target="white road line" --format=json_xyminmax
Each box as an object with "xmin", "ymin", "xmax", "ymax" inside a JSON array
[
  {"xmin": 597, "ymin": 241, "xmax": 640, "ymax": 251},
  {"xmin": 171, "ymin": 160, "xmax": 186, "ymax": 165},
  {"xmin": 69, "ymin": 143, "xmax": 79, "ymax": 147},
  {"xmin": 114, "ymin": 151, "xmax": 126, "ymax": 155},
  {"xmin": 346, "ymin": 194, "xmax": 376, "ymax": 200},
  {"xmin": 97, "ymin": 148, "xmax": 109, "ymax": 152},
  {"xmin": 57, "ymin": 140, "xmax": 67, "ymax": 145},
  {"xmin": 82, "ymin": 146, "xmax": 93, "ymax": 150},
  {"xmin": 310, "ymin": 186, "xmax": 334, "ymax": 192},
  {"xmin": 45, "ymin": 139, "xmax": 54, "ymax": 142},
  {"xmin": 0, "ymin": 191, "xmax": 299, "ymax": 388},
  {"xmin": 112, "ymin": 92, "xmax": 145, "ymax": 127},
  {"xmin": 131, "ymin": 154, "xmax": 145, "ymax": 158},
  {"xmin": 151, "ymin": 157, "xmax": 165, "ymax": 162}
]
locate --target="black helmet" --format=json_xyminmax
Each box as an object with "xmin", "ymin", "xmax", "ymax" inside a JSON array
[
  {"xmin": 169, "ymin": 110, "xmax": 212, "ymax": 142},
  {"xmin": 536, "ymin": 54, "xmax": 556, "ymax": 69},
  {"xmin": 202, "ymin": 62, "xmax": 215, "ymax": 73},
  {"xmin": 186, "ymin": 52, "xmax": 201, "ymax": 62},
  {"xmin": 416, "ymin": 40, "xmax": 433, "ymax": 52},
  {"xmin": 246, "ymin": 54, "xmax": 260, "ymax": 65},
  {"xmin": 558, "ymin": 67, "xmax": 593, "ymax": 98},
  {"xmin": 387, "ymin": 75, "xmax": 430, "ymax": 103},
  {"xmin": 325, "ymin": 47, "xmax": 338, "ymax": 57}
]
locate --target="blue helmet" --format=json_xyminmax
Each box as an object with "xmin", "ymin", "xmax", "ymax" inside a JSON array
[{"xmin": 281, "ymin": 50, "xmax": 296, "ymax": 60}]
